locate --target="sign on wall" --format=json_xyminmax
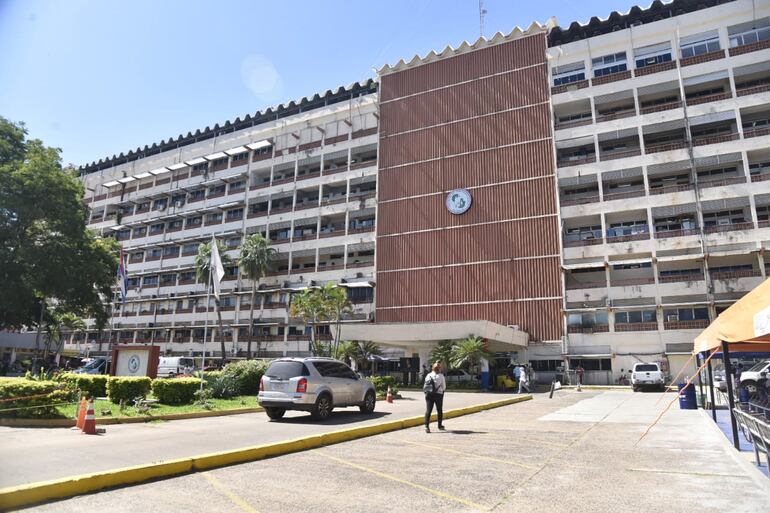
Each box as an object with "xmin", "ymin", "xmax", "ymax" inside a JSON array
[
  {"xmin": 110, "ymin": 345, "xmax": 160, "ymax": 378},
  {"xmin": 445, "ymin": 188, "xmax": 472, "ymax": 215}
]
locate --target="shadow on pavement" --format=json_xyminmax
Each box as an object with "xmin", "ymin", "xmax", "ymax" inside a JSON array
[{"xmin": 274, "ymin": 410, "xmax": 391, "ymax": 425}]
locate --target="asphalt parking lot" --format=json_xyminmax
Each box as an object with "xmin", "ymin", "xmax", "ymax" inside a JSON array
[{"xmin": 19, "ymin": 390, "xmax": 770, "ymax": 513}]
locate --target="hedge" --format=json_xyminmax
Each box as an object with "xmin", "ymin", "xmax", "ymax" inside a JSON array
[
  {"xmin": 368, "ymin": 375, "xmax": 399, "ymax": 396},
  {"xmin": 221, "ymin": 360, "xmax": 266, "ymax": 395},
  {"xmin": 57, "ymin": 374, "xmax": 108, "ymax": 398},
  {"xmin": 0, "ymin": 378, "xmax": 76, "ymax": 418},
  {"xmin": 151, "ymin": 378, "xmax": 202, "ymax": 405},
  {"xmin": 106, "ymin": 377, "xmax": 152, "ymax": 404}
]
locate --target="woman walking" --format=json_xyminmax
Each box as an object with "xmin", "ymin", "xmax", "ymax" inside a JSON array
[{"xmin": 423, "ymin": 361, "xmax": 446, "ymax": 433}]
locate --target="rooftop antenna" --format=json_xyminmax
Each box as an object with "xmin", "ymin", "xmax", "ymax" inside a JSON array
[{"xmin": 479, "ymin": 0, "xmax": 487, "ymax": 38}]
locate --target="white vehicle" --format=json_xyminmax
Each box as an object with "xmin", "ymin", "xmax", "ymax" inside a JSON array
[
  {"xmin": 740, "ymin": 360, "xmax": 770, "ymax": 393},
  {"xmin": 631, "ymin": 362, "xmax": 665, "ymax": 392},
  {"xmin": 156, "ymin": 357, "xmax": 195, "ymax": 378},
  {"xmin": 444, "ymin": 369, "xmax": 478, "ymax": 383}
]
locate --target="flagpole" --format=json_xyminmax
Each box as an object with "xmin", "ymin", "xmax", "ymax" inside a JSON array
[{"xmin": 200, "ymin": 257, "xmax": 213, "ymax": 393}]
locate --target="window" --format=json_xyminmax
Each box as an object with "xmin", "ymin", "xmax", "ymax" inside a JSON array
[
  {"xmin": 729, "ymin": 19, "xmax": 770, "ymax": 47},
  {"xmin": 172, "ymin": 194, "xmax": 186, "ymax": 207},
  {"xmin": 552, "ymin": 62, "xmax": 586, "ymax": 86},
  {"xmin": 208, "ymin": 184, "xmax": 226, "ymax": 196},
  {"xmin": 189, "ymin": 189, "xmax": 205, "ymax": 201},
  {"xmin": 220, "ymin": 296, "xmax": 235, "ymax": 307},
  {"xmin": 575, "ymin": 358, "xmax": 612, "ymax": 371},
  {"xmin": 152, "ymin": 198, "xmax": 167, "ymax": 211},
  {"xmin": 225, "ymin": 267, "xmax": 238, "ymax": 277},
  {"xmin": 564, "ymin": 225, "xmax": 602, "ymax": 242},
  {"xmin": 137, "ymin": 201, "xmax": 150, "ymax": 211},
  {"xmin": 530, "ymin": 360, "xmax": 563, "ymax": 372},
  {"xmin": 226, "ymin": 208, "xmax": 243, "ymax": 221},
  {"xmin": 612, "ymin": 262, "xmax": 651, "ymax": 271},
  {"xmin": 710, "ymin": 264, "xmax": 753, "ymax": 273},
  {"xmin": 607, "ymin": 221, "xmax": 648, "ymax": 237},
  {"xmin": 680, "ymin": 32, "xmax": 720, "ymax": 58},
  {"xmin": 149, "ymin": 223, "xmax": 164, "ymax": 235},
  {"xmin": 654, "ymin": 215, "xmax": 697, "ymax": 232},
  {"xmin": 126, "ymin": 277, "xmax": 140, "ymax": 288},
  {"xmin": 634, "ymin": 43, "xmax": 672, "ymax": 68},
  {"xmin": 231, "ymin": 152, "xmax": 248, "ymax": 165},
  {"xmin": 229, "ymin": 180, "xmax": 245, "ymax": 193},
  {"xmin": 167, "ymin": 219, "xmax": 183, "ymax": 231},
  {"xmin": 142, "ymin": 275, "xmax": 159, "ymax": 286},
  {"xmin": 213, "ymin": 157, "xmax": 228, "ymax": 168},
  {"xmin": 757, "ymin": 206, "xmax": 770, "ymax": 221},
  {"xmin": 254, "ymin": 144, "xmax": 272, "ymax": 156},
  {"xmin": 592, "ymin": 52, "xmax": 627, "ymax": 77},
  {"xmin": 160, "ymin": 273, "xmax": 176, "ymax": 285},
  {"xmin": 148, "ymin": 248, "xmax": 162, "ymax": 259},
  {"xmin": 660, "ymin": 268, "xmax": 701, "ymax": 277},
  {"xmin": 186, "ymin": 216, "xmax": 202, "ymax": 228},
  {"xmin": 567, "ymin": 312, "xmax": 608, "ymax": 327},
  {"xmin": 192, "ymin": 162, "xmax": 209, "ymax": 173},
  {"xmin": 265, "ymin": 361, "xmax": 309, "ymax": 379},
  {"xmin": 206, "ymin": 212, "xmax": 223, "ymax": 223},
  {"xmin": 180, "ymin": 271, "xmax": 195, "ymax": 282},
  {"xmin": 226, "ymin": 237, "xmax": 240, "ymax": 248},
  {"xmin": 697, "ymin": 166, "xmax": 737, "ymax": 179},
  {"xmin": 133, "ymin": 226, "xmax": 147, "ymax": 238},
  {"xmin": 162, "ymin": 246, "xmax": 178, "ymax": 257},
  {"xmin": 702, "ymin": 209, "xmax": 746, "ymax": 227},
  {"xmin": 614, "ymin": 310, "xmax": 656, "ymax": 324},
  {"xmin": 663, "ymin": 308, "xmax": 709, "ymax": 322}
]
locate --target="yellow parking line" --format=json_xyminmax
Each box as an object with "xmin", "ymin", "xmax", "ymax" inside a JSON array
[
  {"xmin": 403, "ymin": 440, "xmax": 538, "ymax": 470},
  {"xmin": 315, "ymin": 451, "xmax": 490, "ymax": 511},
  {"xmin": 202, "ymin": 473, "xmax": 261, "ymax": 513},
  {"xmin": 515, "ymin": 437, "xmax": 571, "ymax": 449}
]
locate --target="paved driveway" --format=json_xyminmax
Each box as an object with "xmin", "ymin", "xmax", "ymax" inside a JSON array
[{"xmin": 21, "ymin": 390, "xmax": 770, "ymax": 512}]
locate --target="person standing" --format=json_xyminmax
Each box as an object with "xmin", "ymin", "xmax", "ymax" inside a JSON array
[
  {"xmin": 423, "ymin": 361, "xmax": 446, "ymax": 433},
  {"xmin": 575, "ymin": 364, "xmax": 585, "ymax": 386},
  {"xmin": 518, "ymin": 365, "xmax": 530, "ymax": 394}
]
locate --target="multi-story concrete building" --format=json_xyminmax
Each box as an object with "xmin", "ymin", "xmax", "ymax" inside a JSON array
[{"xmin": 65, "ymin": 0, "xmax": 770, "ymax": 384}]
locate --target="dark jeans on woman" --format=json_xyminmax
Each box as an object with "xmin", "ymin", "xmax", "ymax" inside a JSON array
[{"xmin": 424, "ymin": 392, "xmax": 444, "ymax": 427}]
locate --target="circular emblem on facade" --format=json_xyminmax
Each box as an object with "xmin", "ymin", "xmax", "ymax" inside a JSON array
[
  {"xmin": 128, "ymin": 355, "xmax": 141, "ymax": 374},
  {"xmin": 446, "ymin": 188, "xmax": 472, "ymax": 215}
]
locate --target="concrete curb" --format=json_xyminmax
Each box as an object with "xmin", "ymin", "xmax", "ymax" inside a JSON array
[
  {"xmin": 561, "ymin": 385, "xmax": 632, "ymax": 391},
  {"xmin": 0, "ymin": 407, "xmax": 263, "ymax": 428},
  {"xmin": 0, "ymin": 395, "xmax": 531, "ymax": 510}
]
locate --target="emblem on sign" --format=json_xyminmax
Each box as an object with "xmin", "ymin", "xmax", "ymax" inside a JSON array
[
  {"xmin": 446, "ymin": 188, "xmax": 472, "ymax": 215},
  {"xmin": 128, "ymin": 355, "xmax": 141, "ymax": 374}
]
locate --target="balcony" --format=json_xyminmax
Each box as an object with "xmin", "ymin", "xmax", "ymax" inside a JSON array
[
  {"xmin": 664, "ymin": 319, "xmax": 709, "ymax": 330},
  {"xmin": 639, "ymin": 100, "xmax": 681, "ymax": 115},
  {"xmin": 319, "ymin": 229, "xmax": 345, "ymax": 238},
  {"xmin": 564, "ymin": 237, "xmax": 604, "ymax": 248},
  {"xmin": 736, "ymin": 79, "xmax": 770, "ymax": 98},
  {"xmin": 686, "ymin": 91, "xmax": 731, "ymax": 107},
  {"xmin": 703, "ymin": 222, "xmax": 754, "ymax": 234},
  {"xmin": 744, "ymin": 126, "xmax": 770, "ymax": 139},
  {"xmin": 272, "ymin": 176, "xmax": 294, "ymax": 186},
  {"xmin": 595, "ymin": 108, "xmax": 636, "ymax": 123},
  {"xmin": 698, "ymin": 176, "xmax": 746, "ymax": 189},
  {"xmin": 346, "ymin": 261, "xmax": 374, "ymax": 269},
  {"xmin": 680, "ymin": 49, "xmax": 725, "ymax": 67},
  {"xmin": 561, "ymin": 194, "xmax": 600, "ymax": 206},
  {"xmin": 710, "ymin": 268, "xmax": 762, "ymax": 280},
  {"xmin": 348, "ymin": 226, "xmax": 375, "ymax": 235},
  {"xmin": 567, "ymin": 324, "xmax": 609, "ymax": 334},
  {"xmin": 555, "ymin": 116, "xmax": 592, "ymax": 130},
  {"xmin": 565, "ymin": 281, "xmax": 605, "ymax": 290},
  {"xmin": 649, "ymin": 183, "xmax": 693, "ymax": 196},
  {"xmin": 729, "ymin": 38, "xmax": 770, "ymax": 57},
  {"xmin": 634, "ymin": 60, "xmax": 677, "ymax": 77},
  {"xmin": 615, "ymin": 322, "xmax": 658, "ymax": 332},
  {"xmin": 600, "ymin": 147, "xmax": 641, "ymax": 162},
  {"xmin": 691, "ymin": 131, "xmax": 739, "ymax": 147},
  {"xmin": 557, "ymin": 154, "xmax": 596, "ymax": 169},
  {"xmin": 658, "ymin": 272, "xmax": 704, "ymax": 283},
  {"xmin": 551, "ymin": 79, "xmax": 589, "ymax": 95},
  {"xmin": 654, "ymin": 228, "xmax": 700, "ymax": 239},
  {"xmin": 602, "ymin": 187, "xmax": 645, "ymax": 202},
  {"xmin": 611, "ymin": 276, "xmax": 655, "ymax": 286},
  {"xmin": 645, "ymin": 140, "xmax": 687, "ymax": 154}
]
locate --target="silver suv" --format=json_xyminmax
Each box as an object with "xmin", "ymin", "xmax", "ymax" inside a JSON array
[{"xmin": 258, "ymin": 357, "xmax": 376, "ymax": 420}]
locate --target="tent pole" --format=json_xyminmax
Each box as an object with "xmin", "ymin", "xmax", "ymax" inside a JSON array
[
  {"xmin": 706, "ymin": 353, "xmax": 717, "ymax": 422},
  {"xmin": 695, "ymin": 352, "xmax": 704, "ymax": 408},
  {"xmin": 721, "ymin": 340, "xmax": 740, "ymax": 450}
]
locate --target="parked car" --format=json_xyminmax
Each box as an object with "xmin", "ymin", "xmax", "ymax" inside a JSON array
[
  {"xmin": 740, "ymin": 360, "xmax": 770, "ymax": 393},
  {"xmin": 631, "ymin": 362, "xmax": 665, "ymax": 392},
  {"xmin": 156, "ymin": 357, "xmax": 195, "ymax": 378},
  {"xmin": 445, "ymin": 369, "xmax": 479, "ymax": 384},
  {"xmin": 258, "ymin": 357, "xmax": 376, "ymax": 420},
  {"xmin": 72, "ymin": 357, "xmax": 108, "ymax": 375}
]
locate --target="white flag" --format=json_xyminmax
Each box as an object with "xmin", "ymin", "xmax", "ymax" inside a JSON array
[{"xmin": 210, "ymin": 236, "xmax": 225, "ymax": 299}]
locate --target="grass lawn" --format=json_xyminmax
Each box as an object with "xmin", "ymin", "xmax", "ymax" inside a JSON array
[{"xmin": 56, "ymin": 395, "xmax": 260, "ymax": 419}]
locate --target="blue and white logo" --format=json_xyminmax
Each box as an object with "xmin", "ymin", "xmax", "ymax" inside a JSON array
[{"xmin": 446, "ymin": 188, "xmax": 472, "ymax": 215}]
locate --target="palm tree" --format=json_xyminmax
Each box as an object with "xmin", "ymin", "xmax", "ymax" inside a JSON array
[
  {"xmin": 357, "ymin": 341, "xmax": 383, "ymax": 372},
  {"xmin": 238, "ymin": 234, "xmax": 275, "ymax": 359},
  {"xmin": 43, "ymin": 310, "xmax": 86, "ymax": 364},
  {"xmin": 194, "ymin": 240, "xmax": 233, "ymax": 364},
  {"xmin": 335, "ymin": 340, "xmax": 360, "ymax": 368},
  {"xmin": 429, "ymin": 340, "xmax": 455, "ymax": 371},
  {"xmin": 323, "ymin": 283, "xmax": 352, "ymax": 359},
  {"xmin": 289, "ymin": 288, "xmax": 330, "ymax": 356},
  {"xmin": 450, "ymin": 335, "xmax": 494, "ymax": 373}
]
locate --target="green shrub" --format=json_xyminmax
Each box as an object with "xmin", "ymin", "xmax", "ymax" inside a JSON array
[
  {"xmin": 151, "ymin": 378, "xmax": 202, "ymax": 405},
  {"xmin": 106, "ymin": 377, "xmax": 151, "ymax": 404},
  {"xmin": 368, "ymin": 375, "xmax": 399, "ymax": 396},
  {"xmin": 0, "ymin": 377, "xmax": 76, "ymax": 418},
  {"xmin": 221, "ymin": 360, "xmax": 266, "ymax": 395},
  {"xmin": 208, "ymin": 373, "xmax": 242, "ymax": 399},
  {"xmin": 57, "ymin": 373, "xmax": 108, "ymax": 398}
]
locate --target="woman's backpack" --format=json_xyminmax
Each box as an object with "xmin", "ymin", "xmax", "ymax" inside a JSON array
[{"xmin": 423, "ymin": 376, "xmax": 435, "ymax": 394}]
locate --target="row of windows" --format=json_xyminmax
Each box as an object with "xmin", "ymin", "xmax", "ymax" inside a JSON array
[{"xmin": 567, "ymin": 307, "xmax": 709, "ymax": 327}]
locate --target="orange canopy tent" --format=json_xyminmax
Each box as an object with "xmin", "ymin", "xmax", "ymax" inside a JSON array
[
  {"xmin": 693, "ymin": 276, "xmax": 770, "ymax": 449},
  {"xmin": 694, "ymin": 276, "xmax": 770, "ymax": 354}
]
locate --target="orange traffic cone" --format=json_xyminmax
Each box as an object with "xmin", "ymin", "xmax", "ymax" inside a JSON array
[
  {"xmin": 75, "ymin": 398, "xmax": 87, "ymax": 430},
  {"xmin": 386, "ymin": 386, "xmax": 394, "ymax": 403},
  {"xmin": 82, "ymin": 399, "xmax": 97, "ymax": 435}
]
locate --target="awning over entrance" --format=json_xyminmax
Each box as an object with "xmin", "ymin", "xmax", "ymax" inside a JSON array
[
  {"xmin": 694, "ymin": 277, "xmax": 770, "ymax": 353},
  {"xmin": 340, "ymin": 320, "xmax": 529, "ymax": 352}
]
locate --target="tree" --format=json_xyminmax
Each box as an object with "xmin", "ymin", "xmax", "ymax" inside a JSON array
[
  {"xmin": 289, "ymin": 287, "xmax": 331, "ymax": 356},
  {"xmin": 0, "ymin": 116, "xmax": 119, "ymax": 341},
  {"xmin": 238, "ymin": 233, "xmax": 275, "ymax": 359},
  {"xmin": 450, "ymin": 335, "xmax": 495, "ymax": 372},
  {"xmin": 357, "ymin": 341, "xmax": 383, "ymax": 372},
  {"xmin": 334, "ymin": 340, "xmax": 360, "ymax": 368},
  {"xmin": 429, "ymin": 340, "xmax": 455, "ymax": 371},
  {"xmin": 43, "ymin": 309, "xmax": 86, "ymax": 362},
  {"xmin": 323, "ymin": 283, "xmax": 352, "ymax": 359},
  {"xmin": 194, "ymin": 240, "xmax": 233, "ymax": 364}
]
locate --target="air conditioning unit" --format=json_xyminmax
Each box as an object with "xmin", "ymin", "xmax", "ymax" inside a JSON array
[
  {"xmin": 175, "ymin": 201, "xmax": 184, "ymax": 208},
  {"xmin": 666, "ymin": 315, "xmax": 679, "ymax": 322}
]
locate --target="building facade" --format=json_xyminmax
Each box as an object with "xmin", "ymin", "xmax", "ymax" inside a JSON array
[{"xmin": 66, "ymin": 0, "xmax": 770, "ymax": 384}]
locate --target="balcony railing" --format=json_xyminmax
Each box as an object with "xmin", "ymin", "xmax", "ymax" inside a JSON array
[
  {"xmin": 698, "ymin": 176, "xmax": 746, "ymax": 189},
  {"xmin": 680, "ymin": 49, "xmax": 725, "ymax": 67},
  {"xmin": 561, "ymin": 195, "xmax": 601, "ymax": 206},
  {"xmin": 346, "ymin": 261, "xmax": 374, "ymax": 269},
  {"xmin": 565, "ymin": 281, "xmax": 605, "ymax": 290},
  {"xmin": 664, "ymin": 319, "xmax": 709, "ymax": 330},
  {"xmin": 729, "ymin": 38, "xmax": 770, "ymax": 57},
  {"xmin": 639, "ymin": 100, "xmax": 681, "ymax": 115},
  {"xmin": 567, "ymin": 325, "xmax": 609, "ymax": 334},
  {"xmin": 602, "ymin": 188, "xmax": 645, "ymax": 201},
  {"xmin": 645, "ymin": 140, "xmax": 687, "ymax": 153},
  {"xmin": 615, "ymin": 322, "xmax": 658, "ymax": 332},
  {"xmin": 634, "ymin": 60, "xmax": 677, "ymax": 76},
  {"xmin": 686, "ymin": 91, "xmax": 731, "ymax": 107},
  {"xmin": 591, "ymin": 70, "xmax": 632, "ymax": 86},
  {"xmin": 600, "ymin": 148, "xmax": 641, "ymax": 161},
  {"xmin": 563, "ymin": 237, "xmax": 603, "ymax": 248},
  {"xmin": 557, "ymin": 155, "xmax": 596, "ymax": 168},
  {"xmin": 555, "ymin": 117, "xmax": 592, "ymax": 130},
  {"xmin": 551, "ymin": 80, "xmax": 589, "ymax": 95},
  {"xmin": 649, "ymin": 183, "xmax": 693, "ymax": 196},
  {"xmin": 654, "ymin": 227, "xmax": 699, "ymax": 239},
  {"xmin": 319, "ymin": 229, "xmax": 345, "ymax": 238},
  {"xmin": 605, "ymin": 232, "xmax": 649, "ymax": 244},
  {"xmin": 737, "ymin": 82, "xmax": 770, "ymax": 97},
  {"xmin": 658, "ymin": 273, "xmax": 704, "ymax": 283},
  {"xmin": 348, "ymin": 226, "xmax": 375, "ymax": 234},
  {"xmin": 691, "ymin": 131, "xmax": 739, "ymax": 146},
  {"xmin": 759, "ymin": 220, "xmax": 770, "ymax": 228},
  {"xmin": 743, "ymin": 126, "xmax": 770, "ymax": 139},
  {"xmin": 703, "ymin": 222, "xmax": 753, "ymax": 234},
  {"xmin": 710, "ymin": 269, "xmax": 762, "ymax": 280},
  {"xmin": 595, "ymin": 109, "xmax": 636, "ymax": 123},
  {"xmin": 611, "ymin": 277, "xmax": 655, "ymax": 286}
]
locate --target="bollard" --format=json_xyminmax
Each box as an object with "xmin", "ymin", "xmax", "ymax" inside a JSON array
[{"xmin": 549, "ymin": 380, "xmax": 556, "ymax": 399}]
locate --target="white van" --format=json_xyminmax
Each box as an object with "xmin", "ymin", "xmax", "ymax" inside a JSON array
[
  {"xmin": 157, "ymin": 357, "xmax": 195, "ymax": 378},
  {"xmin": 631, "ymin": 362, "xmax": 665, "ymax": 392}
]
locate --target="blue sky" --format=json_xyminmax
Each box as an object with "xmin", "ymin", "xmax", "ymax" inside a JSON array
[{"xmin": 0, "ymin": 0, "xmax": 623, "ymax": 166}]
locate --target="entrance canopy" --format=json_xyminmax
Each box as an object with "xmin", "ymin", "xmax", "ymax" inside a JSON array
[
  {"xmin": 340, "ymin": 320, "xmax": 529, "ymax": 352},
  {"xmin": 694, "ymin": 277, "xmax": 770, "ymax": 353}
]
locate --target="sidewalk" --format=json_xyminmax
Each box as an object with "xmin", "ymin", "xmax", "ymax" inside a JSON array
[{"xmin": 0, "ymin": 391, "xmax": 510, "ymax": 488}]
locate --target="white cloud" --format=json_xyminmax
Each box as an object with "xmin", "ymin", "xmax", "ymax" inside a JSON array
[{"xmin": 240, "ymin": 55, "xmax": 283, "ymax": 102}]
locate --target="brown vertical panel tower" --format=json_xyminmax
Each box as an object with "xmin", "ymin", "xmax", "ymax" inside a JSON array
[{"xmin": 376, "ymin": 29, "xmax": 563, "ymax": 342}]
